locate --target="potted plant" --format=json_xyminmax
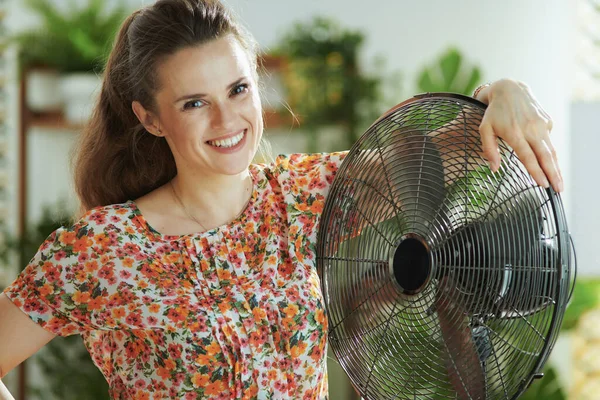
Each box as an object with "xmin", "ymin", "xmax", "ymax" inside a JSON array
[
  {"xmin": 274, "ymin": 17, "xmax": 387, "ymax": 152},
  {"xmin": 13, "ymin": 0, "xmax": 128, "ymax": 123}
]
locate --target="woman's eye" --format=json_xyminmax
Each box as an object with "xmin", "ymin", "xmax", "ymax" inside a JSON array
[
  {"xmin": 183, "ymin": 100, "xmax": 204, "ymax": 110},
  {"xmin": 231, "ymin": 83, "xmax": 249, "ymax": 96}
]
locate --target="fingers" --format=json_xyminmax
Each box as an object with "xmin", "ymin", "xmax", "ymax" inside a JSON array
[
  {"xmin": 530, "ymin": 136, "xmax": 563, "ymax": 192},
  {"xmin": 479, "ymin": 103, "xmax": 563, "ymax": 192},
  {"xmin": 507, "ymin": 134, "xmax": 551, "ymax": 188},
  {"xmin": 478, "ymin": 121, "xmax": 500, "ymax": 172}
]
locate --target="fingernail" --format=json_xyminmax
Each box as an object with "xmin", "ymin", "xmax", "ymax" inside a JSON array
[{"xmin": 558, "ymin": 179, "xmax": 564, "ymax": 192}]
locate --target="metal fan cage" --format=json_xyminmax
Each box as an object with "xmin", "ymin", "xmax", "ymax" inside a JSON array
[{"xmin": 317, "ymin": 93, "xmax": 575, "ymax": 400}]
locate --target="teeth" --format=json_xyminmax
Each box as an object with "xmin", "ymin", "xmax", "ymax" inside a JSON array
[{"xmin": 208, "ymin": 131, "xmax": 245, "ymax": 148}]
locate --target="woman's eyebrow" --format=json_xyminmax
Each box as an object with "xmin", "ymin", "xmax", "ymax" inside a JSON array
[{"xmin": 173, "ymin": 77, "xmax": 247, "ymax": 103}]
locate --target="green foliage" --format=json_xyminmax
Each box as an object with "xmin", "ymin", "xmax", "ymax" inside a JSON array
[
  {"xmin": 31, "ymin": 335, "xmax": 110, "ymax": 400},
  {"xmin": 12, "ymin": 0, "xmax": 128, "ymax": 72},
  {"xmin": 0, "ymin": 204, "xmax": 71, "ymax": 272},
  {"xmin": 445, "ymin": 163, "xmax": 504, "ymax": 210},
  {"xmin": 275, "ymin": 17, "xmax": 386, "ymax": 150},
  {"xmin": 518, "ymin": 366, "xmax": 567, "ymax": 400},
  {"xmin": 561, "ymin": 278, "xmax": 600, "ymax": 331},
  {"xmin": 417, "ymin": 48, "xmax": 482, "ymax": 95}
]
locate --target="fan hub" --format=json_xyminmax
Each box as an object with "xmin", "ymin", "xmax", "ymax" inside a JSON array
[{"xmin": 391, "ymin": 233, "xmax": 432, "ymax": 295}]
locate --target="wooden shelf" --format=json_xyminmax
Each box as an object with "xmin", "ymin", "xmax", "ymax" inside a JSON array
[
  {"xmin": 263, "ymin": 109, "xmax": 299, "ymax": 130},
  {"xmin": 27, "ymin": 110, "xmax": 84, "ymax": 131}
]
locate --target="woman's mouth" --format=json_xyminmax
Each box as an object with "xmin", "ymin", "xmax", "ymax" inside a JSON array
[{"xmin": 206, "ymin": 130, "xmax": 247, "ymax": 153}]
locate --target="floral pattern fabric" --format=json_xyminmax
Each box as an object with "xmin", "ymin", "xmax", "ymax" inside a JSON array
[{"xmin": 4, "ymin": 151, "xmax": 348, "ymax": 399}]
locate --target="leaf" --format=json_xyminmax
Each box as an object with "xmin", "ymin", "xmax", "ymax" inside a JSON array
[
  {"xmin": 13, "ymin": 0, "xmax": 127, "ymax": 72},
  {"xmin": 417, "ymin": 47, "xmax": 484, "ymax": 95},
  {"xmin": 561, "ymin": 278, "xmax": 600, "ymax": 330},
  {"xmin": 417, "ymin": 67, "xmax": 437, "ymax": 92},
  {"xmin": 464, "ymin": 67, "xmax": 482, "ymax": 98},
  {"xmin": 440, "ymin": 48, "xmax": 461, "ymax": 90}
]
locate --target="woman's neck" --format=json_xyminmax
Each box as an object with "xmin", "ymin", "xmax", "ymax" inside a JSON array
[{"xmin": 170, "ymin": 168, "xmax": 253, "ymax": 228}]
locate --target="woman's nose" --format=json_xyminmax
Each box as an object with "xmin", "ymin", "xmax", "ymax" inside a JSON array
[{"xmin": 210, "ymin": 102, "xmax": 236, "ymax": 131}]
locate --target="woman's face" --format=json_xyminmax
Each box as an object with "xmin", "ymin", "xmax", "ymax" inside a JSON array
[{"xmin": 144, "ymin": 35, "xmax": 263, "ymax": 178}]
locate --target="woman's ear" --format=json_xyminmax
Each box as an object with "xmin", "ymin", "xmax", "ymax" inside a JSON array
[{"xmin": 132, "ymin": 101, "xmax": 163, "ymax": 137}]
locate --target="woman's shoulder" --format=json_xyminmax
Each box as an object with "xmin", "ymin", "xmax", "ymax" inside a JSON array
[
  {"xmin": 251, "ymin": 151, "xmax": 349, "ymax": 201},
  {"xmin": 79, "ymin": 201, "xmax": 138, "ymax": 228},
  {"xmin": 60, "ymin": 201, "xmax": 143, "ymax": 243},
  {"xmin": 253, "ymin": 151, "xmax": 348, "ymax": 179}
]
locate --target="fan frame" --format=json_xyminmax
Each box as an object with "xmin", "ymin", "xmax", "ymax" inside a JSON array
[{"xmin": 316, "ymin": 92, "xmax": 576, "ymax": 400}]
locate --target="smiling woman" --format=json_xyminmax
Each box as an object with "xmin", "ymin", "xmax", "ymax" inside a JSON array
[
  {"xmin": 0, "ymin": 0, "xmax": 563, "ymax": 399},
  {"xmin": 131, "ymin": 36, "xmax": 263, "ymax": 235}
]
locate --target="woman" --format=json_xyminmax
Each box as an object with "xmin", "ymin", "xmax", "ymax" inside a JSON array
[{"xmin": 0, "ymin": 0, "xmax": 562, "ymax": 398}]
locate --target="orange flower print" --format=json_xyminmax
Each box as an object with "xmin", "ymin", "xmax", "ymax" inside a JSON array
[
  {"xmin": 291, "ymin": 341, "xmax": 308, "ymax": 358},
  {"xmin": 156, "ymin": 367, "xmax": 171, "ymax": 380},
  {"xmin": 309, "ymin": 199, "xmax": 324, "ymax": 214},
  {"xmin": 72, "ymin": 237, "xmax": 92, "ymax": 253},
  {"xmin": 134, "ymin": 392, "xmax": 149, "ymax": 400},
  {"xmin": 87, "ymin": 297, "xmax": 106, "ymax": 311},
  {"xmin": 38, "ymin": 283, "xmax": 53, "ymax": 297},
  {"xmin": 72, "ymin": 290, "xmax": 90, "ymax": 304},
  {"xmin": 191, "ymin": 373, "xmax": 209, "ymax": 388},
  {"xmin": 283, "ymin": 303, "xmax": 299, "ymax": 319},
  {"xmin": 243, "ymin": 384, "xmax": 259, "ymax": 400},
  {"xmin": 195, "ymin": 353, "xmax": 212, "ymax": 366},
  {"xmin": 217, "ymin": 268, "xmax": 232, "ymax": 281},
  {"xmin": 59, "ymin": 230, "xmax": 76, "ymax": 245},
  {"xmin": 315, "ymin": 309, "xmax": 325, "ymax": 325},
  {"xmin": 252, "ymin": 307, "xmax": 267, "ymax": 322},
  {"xmin": 205, "ymin": 380, "xmax": 225, "ymax": 396},
  {"xmin": 206, "ymin": 341, "xmax": 221, "ymax": 356},
  {"xmin": 112, "ymin": 307, "xmax": 126, "ymax": 319},
  {"xmin": 95, "ymin": 233, "xmax": 112, "ymax": 248}
]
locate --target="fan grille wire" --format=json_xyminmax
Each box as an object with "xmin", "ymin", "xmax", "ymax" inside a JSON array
[{"xmin": 317, "ymin": 94, "xmax": 571, "ymax": 400}]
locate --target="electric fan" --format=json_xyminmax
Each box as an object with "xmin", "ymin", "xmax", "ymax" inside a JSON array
[{"xmin": 317, "ymin": 93, "xmax": 576, "ymax": 400}]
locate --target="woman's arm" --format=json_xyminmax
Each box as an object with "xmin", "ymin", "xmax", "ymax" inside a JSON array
[
  {"xmin": 0, "ymin": 293, "xmax": 56, "ymax": 380},
  {"xmin": 0, "ymin": 379, "xmax": 15, "ymax": 400}
]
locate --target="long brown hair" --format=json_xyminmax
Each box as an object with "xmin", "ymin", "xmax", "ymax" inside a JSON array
[{"xmin": 72, "ymin": 0, "xmax": 260, "ymax": 215}]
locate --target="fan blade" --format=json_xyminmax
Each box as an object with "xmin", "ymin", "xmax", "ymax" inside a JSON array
[
  {"xmin": 384, "ymin": 133, "xmax": 447, "ymax": 235},
  {"xmin": 436, "ymin": 275, "xmax": 487, "ymax": 400},
  {"xmin": 435, "ymin": 190, "xmax": 558, "ymax": 317}
]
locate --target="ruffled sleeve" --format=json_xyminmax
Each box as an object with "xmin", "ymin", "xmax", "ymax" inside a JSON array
[
  {"xmin": 3, "ymin": 209, "xmax": 123, "ymax": 336},
  {"xmin": 269, "ymin": 151, "xmax": 348, "ymax": 266}
]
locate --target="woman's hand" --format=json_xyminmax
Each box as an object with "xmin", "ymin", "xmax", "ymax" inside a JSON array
[{"xmin": 475, "ymin": 79, "xmax": 563, "ymax": 192}]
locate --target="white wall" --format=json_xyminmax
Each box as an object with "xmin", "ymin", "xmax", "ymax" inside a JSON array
[{"xmin": 570, "ymin": 102, "xmax": 600, "ymax": 277}]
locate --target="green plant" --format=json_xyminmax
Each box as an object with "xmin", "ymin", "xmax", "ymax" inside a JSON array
[
  {"xmin": 417, "ymin": 48, "xmax": 482, "ymax": 95},
  {"xmin": 275, "ymin": 17, "xmax": 387, "ymax": 151},
  {"xmin": 12, "ymin": 0, "xmax": 128, "ymax": 73},
  {"xmin": 519, "ymin": 365, "xmax": 566, "ymax": 400},
  {"xmin": 561, "ymin": 278, "xmax": 600, "ymax": 331},
  {"xmin": 0, "ymin": 204, "xmax": 71, "ymax": 272},
  {"xmin": 31, "ymin": 335, "xmax": 110, "ymax": 400}
]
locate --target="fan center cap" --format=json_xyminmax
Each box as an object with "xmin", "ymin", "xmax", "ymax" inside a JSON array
[{"xmin": 391, "ymin": 233, "xmax": 431, "ymax": 295}]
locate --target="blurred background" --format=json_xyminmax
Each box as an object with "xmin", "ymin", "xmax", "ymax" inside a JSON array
[{"xmin": 0, "ymin": 0, "xmax": 598, "ymax": 398}]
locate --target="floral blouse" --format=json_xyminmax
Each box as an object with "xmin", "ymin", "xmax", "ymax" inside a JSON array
[{"xmin": 3, "ymin": 152, "xmax": 348, "ymax": 399}]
